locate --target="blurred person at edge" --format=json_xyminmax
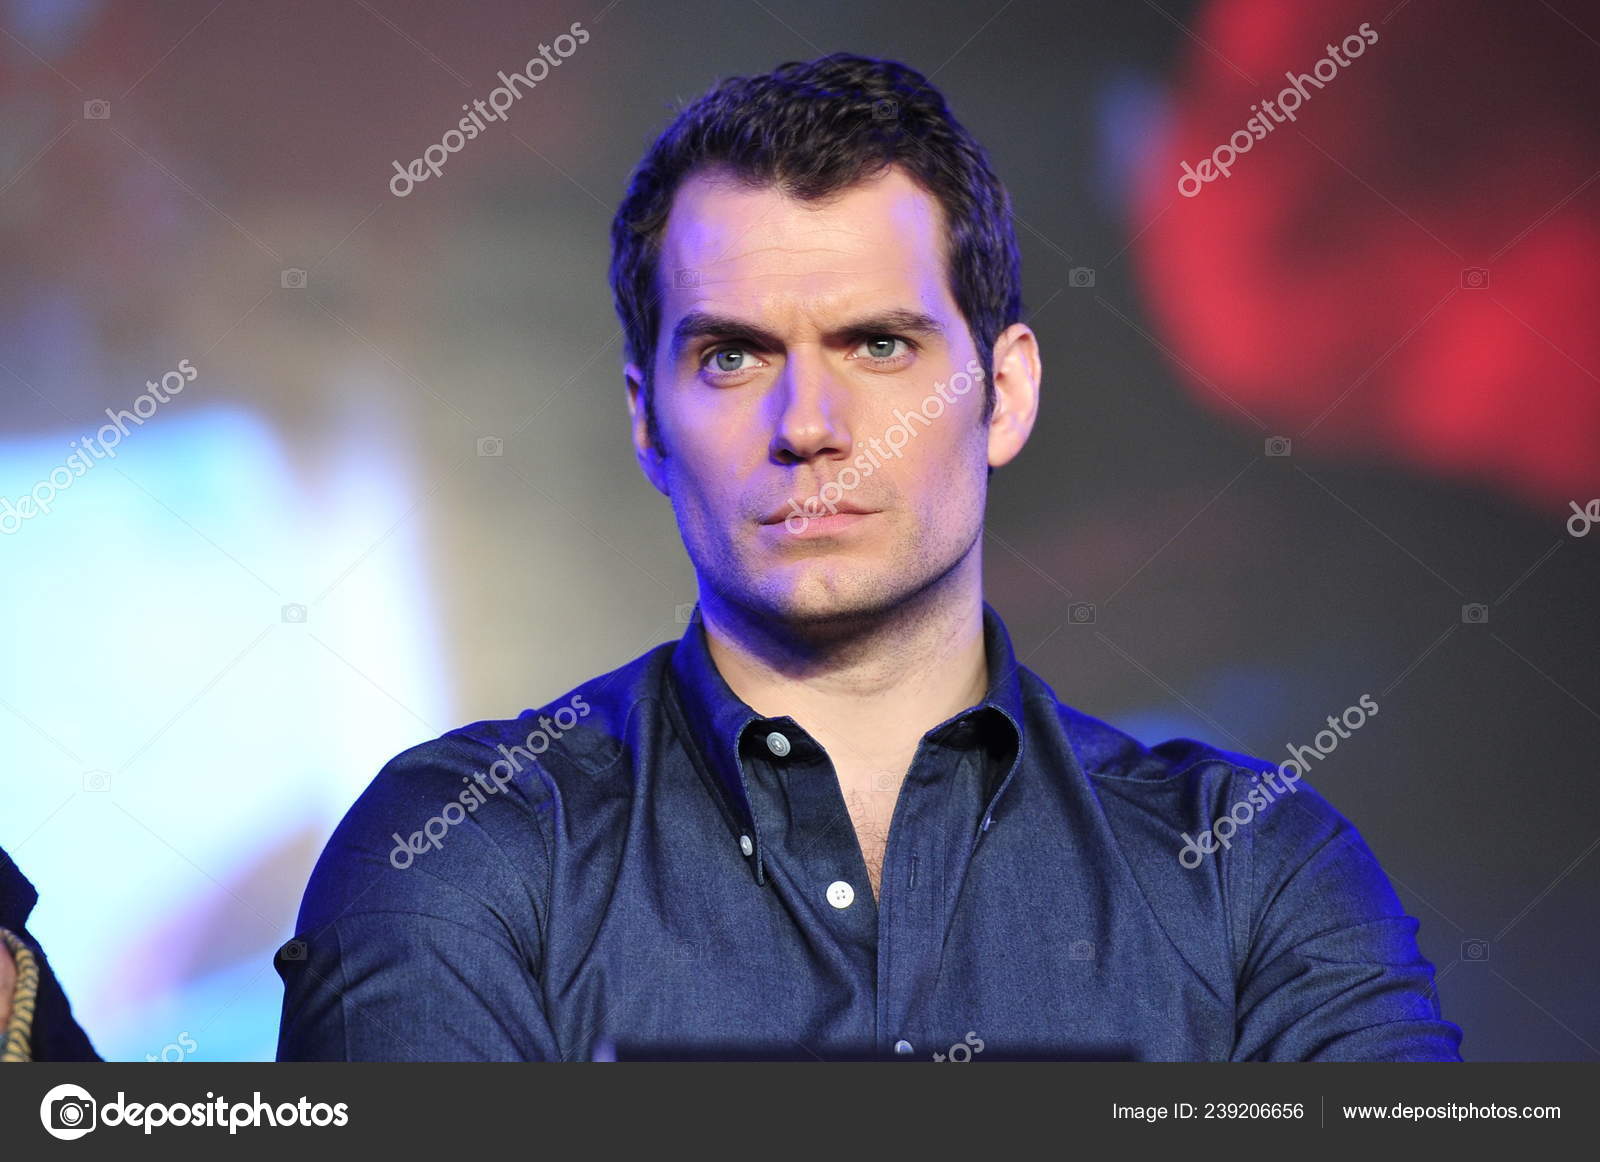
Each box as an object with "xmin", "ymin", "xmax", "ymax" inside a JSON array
[
  {"xmin": 1, "ymin": 847, "xmax": 100, "ymax": 1061},
  {"xmin": 277, "ymin": 54, "xmax": 1461, "ymax": 1062}
]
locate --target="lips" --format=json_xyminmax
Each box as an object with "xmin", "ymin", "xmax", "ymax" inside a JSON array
[{"xmin": 759, "ymin": 498, "xmax": 878, "ymax": 525}]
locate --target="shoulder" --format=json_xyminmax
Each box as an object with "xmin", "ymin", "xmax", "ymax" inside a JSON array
[
  {"xmin": 1026, "ymin": 684, "xmax": 1409, "ymax": 975},
  {"xmin": 298, "ymin": 641, "xmax": 671, "ymax": 930},
  {"xmin": 1021, "ymin": 676, "xmax": 1370, "ymax": 900}
]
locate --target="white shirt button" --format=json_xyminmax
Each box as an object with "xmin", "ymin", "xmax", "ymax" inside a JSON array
[
  {"xmin": 739, "ymin": 834, "xmax": 753, "ymax": 857},
  {"xmin": 826, "ymin": 880, "xmax": 854, "ymax": 909},
  {"xmin": 894, "ymin": 1040, "xmax": 914, "ymax": 1055},
  {"xmin": 765, "ymin": 730, "xmax": 791, "ymax": 757}
]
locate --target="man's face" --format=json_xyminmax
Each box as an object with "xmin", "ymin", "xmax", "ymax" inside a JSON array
[{"xmin": 630, "ymin": 165, "xmax": 1002, "ymax": 627}]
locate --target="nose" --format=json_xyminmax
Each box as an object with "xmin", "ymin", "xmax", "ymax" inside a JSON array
[{"xmin": 770, "ymin": 350, "xmax": 852, "ymax": 466}]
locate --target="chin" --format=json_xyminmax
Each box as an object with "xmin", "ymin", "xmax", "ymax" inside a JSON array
[{"xmin": 746, "ymin": 568, "xmax": 917, "ymax": 627}]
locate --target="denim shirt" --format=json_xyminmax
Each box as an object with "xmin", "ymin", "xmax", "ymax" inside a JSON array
[{"xmin": 276, "ymin": 602, "xmax": 1462, "ymax": 1061}]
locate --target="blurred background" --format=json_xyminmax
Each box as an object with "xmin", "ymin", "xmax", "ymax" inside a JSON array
[{"xmin": 1, "ymin": 0, "xmax": 1596, "ymax": 1061}]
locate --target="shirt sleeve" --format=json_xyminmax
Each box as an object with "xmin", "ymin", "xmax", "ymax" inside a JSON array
[
  {"xmin": 276, "ymin": 739, "xmax": 561, "ymax": 1061},
  {"xmin": 1231, "ymin": 775, "xmax": 1464, "ymax": 1061}
]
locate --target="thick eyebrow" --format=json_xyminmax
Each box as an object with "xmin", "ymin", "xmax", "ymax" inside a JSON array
[{"xmin": 667, "ymin": 308, "xmax": 946, "ymax": 362}]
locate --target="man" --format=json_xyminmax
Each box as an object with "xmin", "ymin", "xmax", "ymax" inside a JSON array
[{"xmin": 277, "ymin": 53, "xmax": 1461, "ymax": 1061}]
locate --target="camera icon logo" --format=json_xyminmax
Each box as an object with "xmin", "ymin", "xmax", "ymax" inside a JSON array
[
  {"xmin": 872, "ymin": 98, "xmax": 899, "ymax": 121},
  {"xmin": 1265, "ymin": 436, "xmax": 1292, "ymax": 457},
  {"xmin": 476, "ymin": 436, "xmax": 503, "ymax": 457},
  {"xmin": 1459, "ymin": 267, "xmax": 1490, "ymax": 290},
  {"xmin": 1068, "ymin": 601, "xmax": 1097, "ymax": 625},
  {"xmin": 280, "ymin": 268, "xmax": 307, "ymax": 289},
  {"xmin": 279, "ymin": 938, "xmax": 308, "ymax": 962},
  {"xmin": 40, "ymin": 1083, "xmax": 97, "ymax": 1140},
  {"xmin": 82, "ymin": 769, "xmax": 112, "ymax": 793},
  {"xmin": 673, "ymin": 268, "xmax": 700, "ymax": 289},
  {"xmin": 674, "ymin": 602, "xmax": 697, "ymax": 624},
  {"xmin": 1069, "ymin": 266, "xmax": 1096, "ymax": 288},
  {"xmin": 669, "ymin": 939, "xmax": 702, "ymax": 963},
  {"xmin": 1068, "ymin": 938, "xmax": 1095, "ymax": 961},
  {"xmin": 1461, "ymin": 603, "xmax": 1489, "ymax": 625},
  {"xmin": 281, "ymin": 603, "xmax": 307, "ymax": 624},
  {"xmin": 83, "ymin": 99, "xmax": 111, "ymax": 120},
  {"xmin": 1462, "ymin": 938, "xmax": 1490, "ymax": 962}
]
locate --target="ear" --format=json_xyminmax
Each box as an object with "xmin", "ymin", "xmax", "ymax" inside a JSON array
[
  {"xmin": 625, "ymin": 362, "xmax": 670, "ymax": 496},
  {"xmin": 986, "ymin": 323, "xmax": 1042, "ymax": 469}
]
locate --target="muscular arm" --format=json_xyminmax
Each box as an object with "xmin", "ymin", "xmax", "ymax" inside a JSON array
[
  {"xmin": 1232, "ymin": 780, "xmax": 1462, "ymax": 1061},
  {"xmin": 277, "ymin": 741, "xmax": 561, "ymax": 1061}
]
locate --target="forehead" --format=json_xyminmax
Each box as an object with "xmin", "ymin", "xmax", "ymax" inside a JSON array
[{"xmin": 655, "ymin": 165, "xmax": 954, "ymax": 325}]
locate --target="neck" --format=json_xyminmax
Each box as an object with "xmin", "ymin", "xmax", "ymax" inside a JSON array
[{"xmin": 699, "ymin": 572, "xmax": 990, "ymax": 767}]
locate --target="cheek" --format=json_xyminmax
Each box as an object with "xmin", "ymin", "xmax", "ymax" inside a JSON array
[
  {"xmin": 663, "ymin": 432, "xmax": 748, "ymax": 536},
  {"xmin": 902, "ymin": 404, "xmax": 982, "ymax": 471},
  {"xmin": 904, "ymin": 427, "xmax": 986, "ymax": 522}
]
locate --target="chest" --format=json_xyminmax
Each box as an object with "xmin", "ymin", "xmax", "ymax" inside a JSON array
[
  {"xmin": 834, "ymin": 764, "xmax": 906, "ymax": 898},
  {"xmin": 542, "ymin": 822, "xmax": 1235, "ymax": 1061}
]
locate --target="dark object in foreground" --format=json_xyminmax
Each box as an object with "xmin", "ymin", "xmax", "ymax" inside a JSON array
[{"xmin": 0, "ymin": 846, "xmax": 101, "ymax": 1062}]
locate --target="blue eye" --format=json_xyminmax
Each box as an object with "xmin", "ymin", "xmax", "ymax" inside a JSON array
[
  {"xmin": 855, "ymin": 337, "xmax": 912, "ymax": 362},
  {"xmin": 712, "ymin": 349, "xmax": 749, "ymax": 373}
]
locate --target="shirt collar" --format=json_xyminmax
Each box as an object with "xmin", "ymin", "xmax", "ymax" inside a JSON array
[{"xmin": 665, "ymin": 600, "xmax": 1027, "ymax": 884}]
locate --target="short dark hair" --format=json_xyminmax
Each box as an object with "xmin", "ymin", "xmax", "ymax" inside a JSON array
[{"xmin": 609, "ymin": 52, "xmax": 1023, "ymax": 451}]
